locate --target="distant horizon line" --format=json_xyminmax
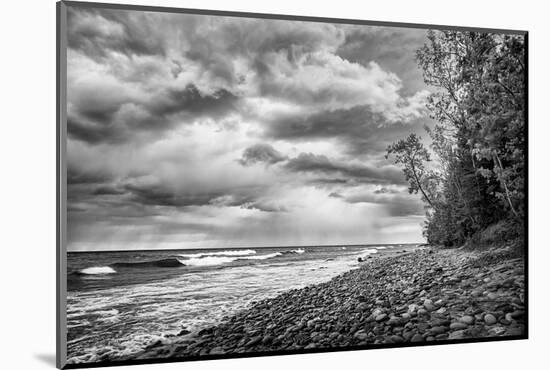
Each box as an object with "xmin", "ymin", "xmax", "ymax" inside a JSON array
[{"xmin": 67, "ymin": 242, "xmax": 427, "ymax": 253}]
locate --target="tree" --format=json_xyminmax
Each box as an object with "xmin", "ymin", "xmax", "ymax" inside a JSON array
[
  {"xmin": 417, "ymin": 31, "xmax": 525, "ymax": 220},
  {"xmin": 387, "ymin": 30, "xmax": 525, "ymax": 247},
  {"xmin": 385, "ymin": 134, "xmax": 435, "ymax": 208}
]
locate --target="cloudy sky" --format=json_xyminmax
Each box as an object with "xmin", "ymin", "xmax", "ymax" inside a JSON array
[{"xmin": 66, "ymin": 5, "xmax": 434, "ymax": 251}]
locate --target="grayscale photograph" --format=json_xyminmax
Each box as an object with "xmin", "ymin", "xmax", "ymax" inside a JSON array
[{"xmin": 59, "ymin": 2, "xmax": 527, "ymax": 367}]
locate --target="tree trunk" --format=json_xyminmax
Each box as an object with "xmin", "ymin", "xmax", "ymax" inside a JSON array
[
  {"xmin": 410, "ymin": 160, "xmax": 435, "ymax": 209},
  {"xmin": 493, "ymin": 152, "xmax": 519, "ymax": 218}
]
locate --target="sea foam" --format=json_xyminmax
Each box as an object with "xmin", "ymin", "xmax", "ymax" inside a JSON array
[
  {"xmin": 178, "ymin": 249, "xmax": 257, "ymax": 258},
  {"xmin": 79, "ymin": 266, "xmax": 117, "ymax": 275}
]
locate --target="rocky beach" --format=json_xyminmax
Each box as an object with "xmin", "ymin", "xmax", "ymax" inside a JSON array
[{"xmin": 134, "ymin": 246, "xmax": 526, "ymax": 361}]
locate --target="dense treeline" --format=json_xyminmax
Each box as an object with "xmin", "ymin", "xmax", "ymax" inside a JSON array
[{"xmin": 386, "ymin": 30, "xmax": 526, "ymax": 248}]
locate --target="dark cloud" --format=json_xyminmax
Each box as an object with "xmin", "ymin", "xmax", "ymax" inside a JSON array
[
  {"xmin": 266, "ymin": 105, "xmax": 376, "ymax": 140},
  {"xmin": 67, "ymin": 84, "xmax": 239, "ymax": 145},
  {"xmin": 284, "ymin": 152, "xmax": 404, "ymax": 184},
  {"xmin": 92, "ymin": 184, "xmax": 127, "ymax": 196},
  {"xmin": 264, "ymin": 106, "xmax": 429, "ymax": 156},
  {"xmin": 125, "ymin": 184, "xmax": 224, "ymax": 207},
  {"xmin": 180, "ymin": 18, "xmax": 345, "ymax": 87},
  {"xmin": 67, "ymin": 117, "xmax": 125, "ymax": 145},
  {"xmin": 241, "ymin": 201, "xmax": 288, "ymax": 213},
  {"xmin": 148, "ymin": 85, "xmax": 238, "ymax": 118},
  {"xmin": 82, "ymin": 179, "xmax": 231, "ymax": 208},
  {"xmin": 67, "ymin": 8, "xmax": 166, "ymax": 59},
  {"xmin": 67, "ymin": 167, "xmax": 112, "ymax": 185},
  {"xmin": 309, "ymin": 178, "xmax": 351, "ymax": 186},
  {"xmin": 238, "ymin": 143, "xmax": 288, "ymax": 166},
  {"xmin": 69, "ymin": 174, "xmax": 269, "ymax": 211}
]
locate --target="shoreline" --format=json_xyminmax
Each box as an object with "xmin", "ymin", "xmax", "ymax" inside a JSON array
[{"xmin": 128, "ymin": 246, "xmax": 525, "ymax": 361}]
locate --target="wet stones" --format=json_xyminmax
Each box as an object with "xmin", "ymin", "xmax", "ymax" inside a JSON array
[
  {"xmin": 450, "ymin": 322, "xmax": 468, "ymax": 331},
  {"xmin": 353, "ymin": 330, "xmax": 369, "ymax": 341},
  {"xmin": 484, "ymin": 314, "xmax": 497, "ymax": 325},
  {"xmin": 459, "ymin": 315, "xmax": 475, "ymax": 325},
  {"xmin": 134, "ymin": 248, "xmax": 525, "ymax": 360},
  {"xmin": 429, "ymin": 326, "xmax": 448, "ymax": 336},
  {"xmin": 209, "ymin": 347, "xmax": 225, "ymax": 355},
  {"xmin": 424, "ymin": 299, "xmax": 436, "ymax": 311}
]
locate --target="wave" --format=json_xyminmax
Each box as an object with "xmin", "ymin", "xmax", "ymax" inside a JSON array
[
  {"xmin": 282, "ymin": 248, "xmax": 305, "ymax": 255},
  {"xmin": 183, "ymin": 256, "xmax": 239, "ymax": 266},
  {"xmin": 181, "ymin": 248, "xmax": 306, "ymax": 266},
  {"xmin": 184, "ymin": 252, "xmax": 284, "ymax": 266},
  {"xmin": 361, "ymin": 248, "xmax": 379, "ymax": 254},
  {"xmin": 76, "ymin": 249, "xmax": 308, "ymax": 274},
  {"xmin": 112, "ymin": 258, "xmax": 185, "ymax": 268},
  {"xmin": 77, "ymin": 266, "xmax": 117, "ymax": 275},
  {"xmin": 178, "ymin": 249, "xmax": 256, "ymax": 258},
  {"xmin": 240, "ymin": 252, "xmax": 282, "ymax": 260}
]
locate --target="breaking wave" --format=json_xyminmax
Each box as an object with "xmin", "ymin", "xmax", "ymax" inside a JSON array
[
  {"xmin": 76, "ymin": 249, "xmax": 309, "ymax": 273},
  {"xmin": 77, "ymin": 266, "xmax": 117, "ymax": 275},
  {"xmin": 178, "ymin": 249, "xmax": 257, "ymax": 258},
  {"xmin": 183, "ymin": 256, "xmax": 240, "ymax": 266},
  {"xmin": 180, "ymin": 248, "xmax": 306, "ymax": 266},
  {"xmin": 243, "ymin": 252, "xmax": 282, "ymax": 260}
]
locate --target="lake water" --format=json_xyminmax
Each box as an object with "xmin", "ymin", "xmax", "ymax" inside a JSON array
[{"xmin": 66, "ymin": 244, "xmax": 415, "ymax": 364}]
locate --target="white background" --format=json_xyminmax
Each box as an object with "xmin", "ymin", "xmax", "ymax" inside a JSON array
[{"xmin": 1, "ymin": 0, "xmax": 546, "ymax": 368}]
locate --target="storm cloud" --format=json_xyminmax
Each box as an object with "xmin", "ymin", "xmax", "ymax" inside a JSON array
[
  {"xmin": 65, "ymin": 5, "xmax": 432, "ymax": 251},
  {"xmin": 284, "ymin": 152, "xmax": 404, "ymax": 184},
  {"xmin": 238, "ymin": 144, "xmax": 288, "ymax": 166},
  {"xmin": 67, "ymin": 83, "xmax": 239, "ymax": 144}
]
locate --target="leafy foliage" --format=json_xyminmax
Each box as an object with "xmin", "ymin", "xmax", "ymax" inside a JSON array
[
  {"xmin": 387, "ymin": 30, "xmax": 525, "ymax": 247},
  {"xmin": 385, "ymin": 134, "xmax": 436, "ymax": 208}
]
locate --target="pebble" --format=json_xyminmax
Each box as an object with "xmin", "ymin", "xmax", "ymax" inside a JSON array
[
  {"xmin": 448, "ymin": 330, "xmax": 466, "ymax": 340},
  {"xmin": 450, "ymin": 322, "xmax": 468, "ymax": 331},
  {"xmin": 484, "ymin": 314, "xmax": 497, "ymax": 325},
  {"xmin": 209, "ymin": 347, "xmax": 225, "ymax": 355},
  {"xmin": 134, "ymin": 248, "xmax": 525, "ymax": 360},
  {"xmin": 417, "ymin": 308, "xmax": 428, "ymax": 316},
  {"xmin": 488, "ymin": 327, "xmax": 506, "ymax": 336},
  {"xmin": 424, "ymin": 299, "xmax": 436, "ymax": 311},
  {"xmin": 354, "ymin": 330, "xmax": 368, "ymax": 341},
  {"xmin": 459, "ymin": 315, "xmax": 475, "ymax": 325},
  {"xmin": 430, "ymin": 326, "xmax": 447, "ymax": 335}
]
